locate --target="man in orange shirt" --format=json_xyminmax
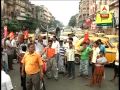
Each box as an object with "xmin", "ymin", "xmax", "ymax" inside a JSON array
[
  {"xmin": 21, "ymin": 43, "xmax": 43, "ymax": 90},
  {"xmin": 42, "ymin": 40, "xmax": 58, "ymax": 81}
]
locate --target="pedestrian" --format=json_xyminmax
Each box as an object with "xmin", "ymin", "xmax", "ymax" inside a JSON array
[
  {"xmin": 66, "ymin": 42, "xmax": 75, "ymax": 79},
  {"xmin": 52, "ymin": 36, "xmax": 60, "ymax": 68},
  {"xmin": 90, "ymin": 51, "xmax": 107, "ymax": 87},
  {"xmin": 110, "ymin": 44, "xmax": 119, "ymax": 81},
  {"xmin": 18, "ymin": 45, "xmax": 27, "ymax": 90},
  {"xmin": 43, "ymin": 36, "xmax": 47, "ymax": 47},
  {"xmin": 42, "ymin": 40, "xmax": 58, "ymax": 81},
  {"xmin": 35, "ymin": 35, "xmax": 44, "ymax": 55},
  {"xmin": 5, "ymin": 38, "xmax": 14, "ymax": 70},
  {"xmin": 11, "ymin": 35, "xmax": 17, "ymax": 60},
  {"xmin": 58, "ymin": 40, "xmax": 66, "ymax": 74},
  {"xmin": 21, "ymin": 43, "xmax": 43, "ymax": 90},
  {"xmin": 78, "ymin": 42, "xmax": 92, "ymax": 78},
  {"xmin": 63, "ymin": 39, "xmax": 69, "ymax": 75},
  {"xmin": 97, "ymin": 39, "xmax": 106, "ymax": 55},
  {"xmin": 91, "ymin": 41, "xmax": 100, "ymax": 76},
  {"xmin": 1, "ymin": 64, "xmax": 14, "ymax": 90},
  {"xmin": 1, "ymin": 47, "xmax": 8, "ymax": 73}
]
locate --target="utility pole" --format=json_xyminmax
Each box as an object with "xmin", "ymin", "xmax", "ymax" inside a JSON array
[
  {"xmin": 112, "ymin": 13, "xmax": 115, "ymax": 35},
  {"xmin": 47, "ymin": 25, "xmax": 48, "ymax": 44}
]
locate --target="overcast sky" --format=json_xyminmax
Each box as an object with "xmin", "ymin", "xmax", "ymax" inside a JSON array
[{"xmin": 30, "ymin": 0, "xmax": 80, "ymax": 26}]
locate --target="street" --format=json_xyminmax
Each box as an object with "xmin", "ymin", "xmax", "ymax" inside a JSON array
[{"xmin": 9, "ymin": 62, "xmax": 119, "ymax": 90}]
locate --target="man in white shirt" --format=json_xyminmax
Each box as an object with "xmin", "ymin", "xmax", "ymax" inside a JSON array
[
  {"xmin": 11, "ymin": 36, "xmax": 17, "ymax": 48},
  {"xmin": 91, "ymin": 41, "xmax": 100, "ymax": 75},
  {"xmin": 1, "ymin": 67, "xmax": 13, "ymax": 90},
  {"xmin": 52, "ymin": 36, "xmax": 60, "ymax": 65},
  {"xmin": 66, "ymin": 42, "xmax": 75, "ymax": 79},
  {"xmin": 35, "ymin": 36, "xmax": 44, "ymax": 55}
]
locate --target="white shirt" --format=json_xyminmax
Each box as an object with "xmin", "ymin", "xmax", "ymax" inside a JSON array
[
  {"xmin": 1, "ymin": 70, "xmax": 13, "ymax": 90},
  {"xmin": 52, "ymin": 41, "xmax": 60, "ymax": 54},
  {"xmin": 91, "ymin": 47, "xmax": 100, "ymax": 63},
  {"xmin": 66, "ymin": 48, "xmax": 75, "ymax": 61},
  {"xmin": 73, "ymin": 36, "xmax": 79, "ymax": 45},
  {"xmin": 115, "ymin": 49, "xmax": 119, "ymax": 66},
  {"xmin": 35, "ymin": 42, "xmax": 44, "ymax": 54},
  {"xmin": 63, "ymin": 43, "xmax": 69, "ymax": 50},
  {"xmin": 11, "ymin": 39, "xmax": 17, "ymax": 47},
  {"xmin": 43, "ymin": 39, "xmax": 47, "ymax": 46},
  {"xmin": 5, "ymin": 40, "xmax": 12, "ymax": 47}
]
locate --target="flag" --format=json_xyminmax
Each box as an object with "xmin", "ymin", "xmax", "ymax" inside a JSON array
[
  {"xmin": 9, "ymin": 32, "xmax": 14, "ymax": 40},
  {"xmin": 83, "ymin": 31, "xmax": 89, "ymax": 42},
  {"xmin": 4, "ymin": 26, "xmax": 8, "ymax": 38},
  {"xmin": 24, "ymin": 30, "xmax": 29, "ymax": 39}
]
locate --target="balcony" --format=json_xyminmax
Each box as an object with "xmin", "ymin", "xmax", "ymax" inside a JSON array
[
  {"xmin": 15, "ymin": 0, "xmax": 26, "ymax": 8},
  {"xmin": 5, "ymin": 0, "xmax": 14, "ymax": 5}
]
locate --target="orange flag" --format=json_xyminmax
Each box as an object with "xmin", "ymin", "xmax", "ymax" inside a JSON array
[{"xmin": 9, "ymin": 32, "xmax": 14, "ymax": 40}]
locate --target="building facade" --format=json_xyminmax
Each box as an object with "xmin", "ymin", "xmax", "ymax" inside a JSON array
[
  {"xmin": 89, "ymin": 0, "xmax": 114, "ymax": 20},
  {"xmin": 36, "ymin": 5, "xmax": 54, "ymax": 26},
  {"xmin": 2, "ymin": 0, "xmax": 35, "ymax": 21},
  {"xmin": 78, "ymin": 0, "xmax": 89, "ymax": 27}
]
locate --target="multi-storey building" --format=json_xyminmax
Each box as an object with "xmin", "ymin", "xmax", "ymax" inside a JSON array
[
  {"xmin": 78, "ymin": 0, "xmax": 89, "ymax": 27},
  {"xmin": 89, "ymin": 0, "xmax": 114, "ymax": 20},
  {"xmin": 109, "ymin": 0, "xmax": 119, "ymax": 26},
  {"xmin": 37, "ymin": 5, "xmax": 54, "ymax": 26},
  {"xmin": 2, "ymin": 0, "xmax": 35, "ymax": 20}
]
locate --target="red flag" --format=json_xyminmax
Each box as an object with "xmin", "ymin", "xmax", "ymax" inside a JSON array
[
  {"xmin": 4, "ymin": 26, "xmax": 8, "ymax": 38},
  {"xmin": 9, "ymin": 32, "xmax": 14, "ymax": 40},
  {"xmin": 83, "ymin": 32, "xmax": 89, "ymax": 42},
  {"xmin": 24, "ymin": 30, "xmax": 29, "ymax": 39}
]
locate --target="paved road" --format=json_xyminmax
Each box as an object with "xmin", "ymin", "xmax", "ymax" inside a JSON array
[{"xmin": 9, "ymin": 62, "xmax": 119, "ymax": 90}]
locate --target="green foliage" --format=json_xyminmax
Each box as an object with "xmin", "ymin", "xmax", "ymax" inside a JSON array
[
  {"xmin": 21, "ymin": 15, "xmax": 38, "ymax": 33},
  {"xmin": 68, "ymin": 15, "xmax": 77, "ymax": 27},
  {"xmin": 6, "ymin": 19, "xmax": 22, "ymax": 32}
]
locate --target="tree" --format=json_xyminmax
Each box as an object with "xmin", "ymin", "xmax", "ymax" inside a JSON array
[
  {"xmin": 21, "ymin": 14, "xmax": 38, "ymax": 33},
  {"xmin": 6, "ymin": 18, "xmax": 22, "ymax": 32},
  {"xmin": 68, "ymin": 15, "xmax": 77, "ymax": 27}
]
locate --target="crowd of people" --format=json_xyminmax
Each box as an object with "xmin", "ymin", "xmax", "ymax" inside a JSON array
[{"xmin": 1, "ymin": 32, "xmax": 119, "ymax": 90}]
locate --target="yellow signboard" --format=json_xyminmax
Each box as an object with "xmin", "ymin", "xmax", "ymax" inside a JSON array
[{"xmin": 95, "ymin": 13, "xmax": 112, "ymax": 24}]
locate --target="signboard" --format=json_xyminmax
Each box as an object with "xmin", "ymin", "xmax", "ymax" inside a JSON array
[
  {"xmin": 96, "ymin": 13, "xmax": 112, "ymax": 26},
  {"xmin": 100, "ymin": 5, "xmax": 109, "ymax": 14},
  {"xmin": 100, "ymin": 5, "xmax": 109, "ymax": 18}
]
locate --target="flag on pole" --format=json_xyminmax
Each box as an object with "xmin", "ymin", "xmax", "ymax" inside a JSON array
[
  {"xmin": 4, "ymin": 25, "xmax": 8, "ymax": 38},
  {"xmin": 9, "ymin": 32, "xmax": 14, "ymax": 40},
  {"xmin": 24, "ymin": 30, "xmax": 29, "ymax": 39},
  {"xmin": 83, "ymin": 31, "xmax": 89, "ymax": 42}
]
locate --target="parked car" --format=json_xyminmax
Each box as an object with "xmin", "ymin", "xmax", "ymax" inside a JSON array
[{"xmin": 104, "ymin": 35, "xmax": 118, "ymax": 48}]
